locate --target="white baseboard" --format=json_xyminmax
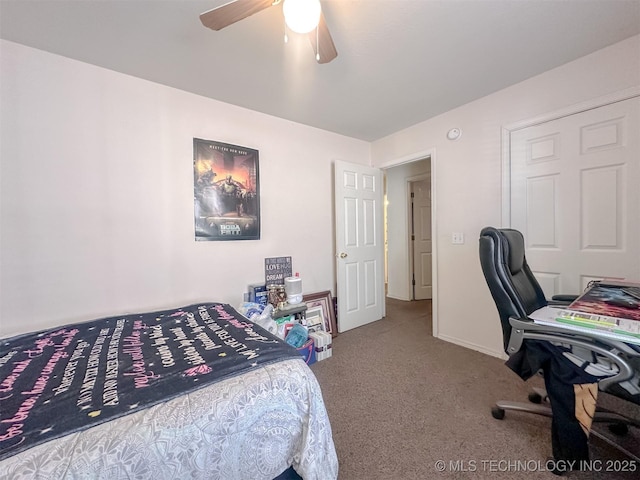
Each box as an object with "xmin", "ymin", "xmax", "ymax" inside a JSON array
[{"xmin": 436, "ymin": 333, "xmax": 508, "ymax": 360}]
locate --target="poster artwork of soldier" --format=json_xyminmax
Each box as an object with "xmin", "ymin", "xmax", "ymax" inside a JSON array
[{"xmin": 193, "ymin": 139, "xmax": 260, "ymax": 241}]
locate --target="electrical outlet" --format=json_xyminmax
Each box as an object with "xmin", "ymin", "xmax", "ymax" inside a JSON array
[{"xmin": 452, "ymin": 232, "xmax": 465, "ymax": 244}]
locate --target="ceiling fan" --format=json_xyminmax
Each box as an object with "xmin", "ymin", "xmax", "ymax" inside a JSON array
[{"xmin": 200, "ymin": 0, "xmax": 338, "ymax": 64}]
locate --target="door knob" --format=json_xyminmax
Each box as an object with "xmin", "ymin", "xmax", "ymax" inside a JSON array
[{"xmin": 339, "ymin": 252, "xmax": 347, "ymax": 258}]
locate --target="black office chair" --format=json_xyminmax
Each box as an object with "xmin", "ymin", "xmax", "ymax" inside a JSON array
[{"xmin": 479, "ymin": 226, "xmax": 640, "ymax": 462}]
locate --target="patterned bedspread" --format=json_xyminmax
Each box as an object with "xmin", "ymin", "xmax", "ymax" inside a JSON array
[{"xmin": 0, "ymin": 358, "xmax": 338, "ymax": 479}]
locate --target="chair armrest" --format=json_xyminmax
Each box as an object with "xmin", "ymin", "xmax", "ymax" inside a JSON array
[
  {"xmin": 547, "ymin": 299, "xmax": 572, "ymax": 307},
  {"xmin": 551, "ymin": 294, "xmax": 579, "ymax": 302},
  {"xmin": 547, "ymin": 294, "xmax": 579, "ymax": 307},
  {"xmin": 508, "ymin": 317, "xmax": 638, "ymax": 390}
]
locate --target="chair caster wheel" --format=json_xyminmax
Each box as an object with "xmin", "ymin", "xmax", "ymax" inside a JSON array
[
  {"xmin": 528, "ymin": 392, "xmax": 543, "ymax": 404},
  {"xmin": 491, "ymin": 406, "xmax": 505, "ymax": 420},
  {"xmin": 608, "ymin": 423, "xmax": 628, "ymax": 436}
]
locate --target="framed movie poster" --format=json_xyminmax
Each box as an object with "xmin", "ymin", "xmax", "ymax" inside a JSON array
[{"xmin": 193, "ymin": 138, "xmax": 260, "ymax": 241}]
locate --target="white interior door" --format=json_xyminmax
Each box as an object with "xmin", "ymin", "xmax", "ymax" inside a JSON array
[
  {"xmin": 334, "ymin": 160, "xmax": 384, "ymax": 332},
  {"xmin": 411, "ymin": 179, "xmax": 432, "ymax": 299},
  {"xmin": 510, "ymin": 97, "xmax": 640, "ymax": 296}
]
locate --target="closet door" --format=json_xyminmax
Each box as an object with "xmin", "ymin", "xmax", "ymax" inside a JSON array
[{"xmin": 510, "ymin": 97, "xmax": 640, "ymax": 296}]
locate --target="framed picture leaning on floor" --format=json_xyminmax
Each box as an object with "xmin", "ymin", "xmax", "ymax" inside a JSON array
[
  {"xmin": 303, "ymin": 291, "xmax": 338, "ymax": 337},
  {"xmin": 306, "ymin": 306, "xmax": 325, "ymax": 334}
]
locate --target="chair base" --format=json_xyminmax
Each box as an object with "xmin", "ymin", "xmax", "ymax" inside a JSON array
[
  {"xmin": 491, "ymin": 390, "xmax": 640, "ymax": 462},
  {"xmin": 492, "ymin": 400, "xmax": 553, "ymax": 420},
  {"xmin": 492, "ymin": 390, "xmax": 640, "ymax": 430}
]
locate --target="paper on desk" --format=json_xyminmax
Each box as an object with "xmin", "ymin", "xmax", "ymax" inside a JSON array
[{"xmin": 528, "ymin": 306, "xmax": 640, "ymax": 346}]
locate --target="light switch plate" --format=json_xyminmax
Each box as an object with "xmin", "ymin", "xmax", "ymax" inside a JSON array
[{"xmin": 452, "ymin": 232, "xmax": 465, "ymax": 244}]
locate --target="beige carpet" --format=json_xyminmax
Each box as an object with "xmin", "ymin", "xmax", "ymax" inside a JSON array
[{"xmin": 310, "ymin": 298, "xmax": 640, "ymax": 479}]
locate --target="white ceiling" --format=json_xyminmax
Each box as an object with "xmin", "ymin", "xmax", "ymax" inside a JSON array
[{"xmin": 1, "ymin": 0, "xmax": 639, "ymax": 141}]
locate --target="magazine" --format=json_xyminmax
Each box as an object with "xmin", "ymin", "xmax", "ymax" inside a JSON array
[
  {"xmin": 538, "ymin": 281, "xmax": 640, "ymax": 337},
  {"xmin": 566, "ymin": 281, "xmax": 640, "ymax": 320}
]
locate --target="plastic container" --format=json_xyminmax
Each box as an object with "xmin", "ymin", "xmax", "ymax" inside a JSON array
[{"xmin": 285, "ymin": 323, "xmax": 309, "ymax": 348}]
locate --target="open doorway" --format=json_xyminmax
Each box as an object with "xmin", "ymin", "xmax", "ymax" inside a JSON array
[{"xmin": 383, "ymin": 157, "xmax": 432, "ymax": 301}]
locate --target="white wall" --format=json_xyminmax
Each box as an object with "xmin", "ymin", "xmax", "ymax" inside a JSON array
[
  {"xmin": 385, "ymin": 159, "xmax": 430, "ymax": 301},
  {"xmin": 372, "ymin": 35, "xmax": 640, "ymax": 357},
  {"xmin": 3, "ymin": 35, "xmax": 639, "ymax": 355},
  {"xmin": 0, "ymin": 40, "xmax": 370, "ymax": 338}
]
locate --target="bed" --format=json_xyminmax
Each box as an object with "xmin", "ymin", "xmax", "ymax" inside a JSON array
[{"xmin": 0, "ymin": 302, "xmax": 338, "ymax": 479}]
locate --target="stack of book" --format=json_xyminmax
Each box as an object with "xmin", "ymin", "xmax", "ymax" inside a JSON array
[{"xmin": 529, "ymin": 281, "xmax": 640, "ymax": 345}]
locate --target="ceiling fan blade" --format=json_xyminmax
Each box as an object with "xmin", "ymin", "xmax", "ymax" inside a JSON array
[
  {"xmin": 200, "ymin": 0, "xmax": 276, "ymax": 31},
  {"xmin": 308, "ymin": 11, "xmax": 337, "ymax": 64}
]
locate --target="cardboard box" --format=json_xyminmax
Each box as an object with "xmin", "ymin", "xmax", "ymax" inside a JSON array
[
  {"xmin": 309, "ymin": 331, "xmax": 332, "ymax": 361},
  {"xmin": 248, "ymin": 283, "xmax": 268, "ymax": 307}
]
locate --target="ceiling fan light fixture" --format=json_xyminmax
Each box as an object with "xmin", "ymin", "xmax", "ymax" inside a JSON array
[{"xmin": 283, "ymin": 0, "xmax": 321, "ymax": 34}]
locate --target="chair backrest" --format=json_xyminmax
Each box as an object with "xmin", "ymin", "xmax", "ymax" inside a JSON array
[{"xmin": 479, "ymin": 227, "xmax": 548, "ymax": 352}]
